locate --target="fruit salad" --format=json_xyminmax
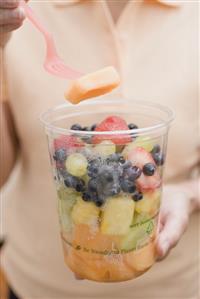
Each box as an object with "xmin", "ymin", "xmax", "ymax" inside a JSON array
[{"xmin": 52, "ymin": 115, "xmax": 165, "ymax": 282}]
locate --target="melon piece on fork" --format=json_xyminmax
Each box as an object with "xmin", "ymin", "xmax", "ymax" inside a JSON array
[{"xmin": 65, "ymin": 66, "xmax": 120, "ymax": 104}]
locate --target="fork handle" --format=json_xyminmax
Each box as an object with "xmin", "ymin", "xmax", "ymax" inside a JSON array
[{"xmin": 20, "ymin": 0, "xmax": 52, "ymax": 39}]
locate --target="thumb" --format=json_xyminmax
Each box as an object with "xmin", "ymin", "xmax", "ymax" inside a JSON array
[
  {"xmin": 156, "ymin": 213, "xmax": 188, "ymax": 260},
  {"xmin": 74, "ymin": 273, "xmax": 84, "ymax": 280}
]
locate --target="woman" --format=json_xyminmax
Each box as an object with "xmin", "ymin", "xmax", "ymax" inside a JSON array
[{"xmin": 0, "ymin": 0, "xmax": 199, "ymax": 298}]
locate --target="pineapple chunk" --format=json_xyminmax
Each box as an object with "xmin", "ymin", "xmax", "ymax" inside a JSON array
[
  {"xmin": 101, "ymin": 196, "xmax": 135, "ymax": 235},
  {"xmin": 135, "ymin": 190, "xmax": 161, "ymax": 216},
  {"xmin": 71, "ymin": 197, "xmax": 100, "ymax": 226}
]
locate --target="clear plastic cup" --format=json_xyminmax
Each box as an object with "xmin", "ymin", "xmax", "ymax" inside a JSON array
[{"xmin": 41, "ymin": 98, "xmax": 174, "ymax": 282}]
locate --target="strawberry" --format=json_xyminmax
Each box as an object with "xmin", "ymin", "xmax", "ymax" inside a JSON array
[
  {"xmin": 136, "ymin": 173, "xmax": 161, "ymax": 192},
  {"xmin": 93, "ymin": 116, "xmax": 131, "ymax": 145},
  {"xmin": 54, "ymin": 135, "xmax": 83, "ymax": 151},
  {"xmin": 128, "ymin": 147, "xmax": 161, "ymax": 191},
  {"xmin": 128, "ymin": 147, "xmax": 155, "ymax": 168}
]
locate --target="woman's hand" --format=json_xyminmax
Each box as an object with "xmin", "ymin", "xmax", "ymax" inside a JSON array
[
  {"xmin": 0, "ymin": 0, "xmax": 26, "ymax": 33},
  {"xmin": 156, "ymin": 180, "xmax": 199, "ymax": 260}
]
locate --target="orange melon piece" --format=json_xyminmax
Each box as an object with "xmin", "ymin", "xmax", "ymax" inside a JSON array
[
  {"xmin": 65, "ymin": 66, "xmax": 120, "ymax": 104},
  {"xmin": 72, "ymin": 224, "xmax": 120, "ymax": 252},
  {"xmin": 125, "ymin": 241, "xmax": 156, "ymax": 272},
  {"xmin": 65, "ymin": 248, "xmax": 136, "ymax": 282},
  {"xmin": 63, "ymin": 224, "xmax": 135, "ymax": 282},
  {"xmin": 62, "ymin": 224, "xmax": 155, "ymax": 282}
]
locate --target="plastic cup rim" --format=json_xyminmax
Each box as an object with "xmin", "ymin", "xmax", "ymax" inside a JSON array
[{"xmin": 40, "ymin": 98, "xmax": 175, "ymax": 136}]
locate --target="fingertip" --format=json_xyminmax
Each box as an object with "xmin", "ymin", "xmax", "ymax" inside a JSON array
[
  {"xmin": 74, "ymin": 273, "xmax": 84, "ymax": 280},
  {"xmin": 16, "ymin": 7, "xmax": 26, "ymax": 20},
  {"xmin": 156, "ymin": 237, "xmax": 169, "ymax": 260}
]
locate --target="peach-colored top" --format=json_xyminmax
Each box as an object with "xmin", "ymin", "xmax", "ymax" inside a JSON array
[{"xmin": 1, "ymin": 1, "xmax": 199, "ymax": 298}]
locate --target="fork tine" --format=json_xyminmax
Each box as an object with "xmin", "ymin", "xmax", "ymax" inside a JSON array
[
  {"xmin": 44, "ymin": 63, "xmax": 64, "ymax": 77},
  {"xmin": 57, "ymin": 62, "xmax": 78, "ymax": 74},
  {"xmin": 44, "ymin": 63, "xmax": 81, "ymax": 80}
]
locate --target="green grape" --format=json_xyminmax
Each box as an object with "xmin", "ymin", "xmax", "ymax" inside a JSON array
[
  {"xmin": 65, "ymin": 153, "xmax": 88, "ymax": 177},
  {"xmin": 94, "ymin": 140, "xmax": 116, "ymax": 157},
  {"xmin": 134, "ymin": 136, "xmax": 154, "ymax": 152}
]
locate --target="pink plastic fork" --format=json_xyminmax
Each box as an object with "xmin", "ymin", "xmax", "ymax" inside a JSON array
[{"xmin": 20, "ymin": 0, "xmax": 83, "ymax": 80}]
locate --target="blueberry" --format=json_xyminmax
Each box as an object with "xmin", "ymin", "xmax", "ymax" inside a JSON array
[
  {"xmin": 96, "ymin": 164, "xmax": 122, "ymax": 197},
  {"xmin": 74, "ymin": 179, "xmax": 85, "ymax": 192},
  {"xmin": 90, "ymin": 157, "xmax": 101, "ymax": 165},
  {"xmin": 98, "ymin": 164, "xmax": 112, "ymax": 174},
  {"xmin": 87, "ymin": 159, "xmax": 101, "ymax": 177},
  {"xmin": 119, "ymin": 156, "xmax": 126, "ymax": 164},
  {"xmin": 88, "ymin": 179, "xmax": 98, "ymax": 192},
  {"xmin": 82, "ymin": 136, "xmax": 92, "ymax": 144},
  {"xmin": 64, "ymin": 175, "xmax": 75, "ymax": 188},
  {"xmin": 70, "ymin": 124, "xmax": 82, "ymax": 131},
  {"xmin": 143, "ymin": 163, "xmax": 156, "ymax": 176},
  {"xmin": 91, "ymin": 193, "xmax": 105, "ymax": 207},
  {"xmin": 91, "ymin": 124, "xmax": 97, "ymax": 131},
  {"xmin": 151, "ymin": 144, "xmax": 161, "ymax": 155},
  {"xmin": 122, "ymin": 161, "xmax": 132, "ymax": 169},
  {"xmin": 82, "ymin": 192, "xmax": 92, "ymax": 202},
  {"xmin": 87, "ymin": 164, "xmax": 99, "ymax": 177},
  {"xmin": 86, "ymin": 191, "xmax": 100, "ymax": 204},
  {"xmin": 110, "ymin": 185, "xmax": 121, "ymax": 195},
  {"xmin": 120, "ymin": 180, "xmax": 136, "ymax": 193},
  {"xmin": 98, "ymin": 165, "xmax": 115, "ymax": 182},
  {"xmin": 132, "ymin": 192, "xmax": 143, "ymax": 201},
  {"xmin": 106, "ymin": 153, "xmax": 120, "ymax": 163},
  {"xmin": 90, "ymin": 192, "xmax": 99, "ymax": 201},
  {"xmin": 107, "ymin": 153, "xmax": 125, "ymax": 164},
  {"xmin": 152, "ymin": 152, "xmax": 165, "ymax": 166},
  {"xmin": 128, "ymin": 123, "xmax": 138, "ymax": 130},
  {"xmin": 56, "ymin": 161, "xmax": 65, "ymax": 171},
  {"xmin": 104, "ymin": 172, "xmax": 114, "ymax": 182},
  {"xmin": 85, "ymin": 126, "xmax": 92, "ymax": 131},
  {"xmin": 53, "ymin": 148, "xmax": 67, "ymax": 162},
  {"xmin": 101, "ymin": 181, "xmax": 121, "ymax": 197},
  {"xmin": 94, "ymin": 198, "xmax": 105, "ymax": 207},
  {"xmin": 125, "ymin": 166, "xmax": 142, "ymax": 180},
  {"xmin": 58, "ymin": 168, "xmax": 67, "ymax": 177}
]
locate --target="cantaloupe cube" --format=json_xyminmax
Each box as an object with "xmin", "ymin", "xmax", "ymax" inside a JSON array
[
  {"xmin": 125, "ymin": 241, "xmax": 155, "ymax": 272},
  {"xmin": 65, "ymin": 66, "xmax": 120, "ymax": 104}
]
